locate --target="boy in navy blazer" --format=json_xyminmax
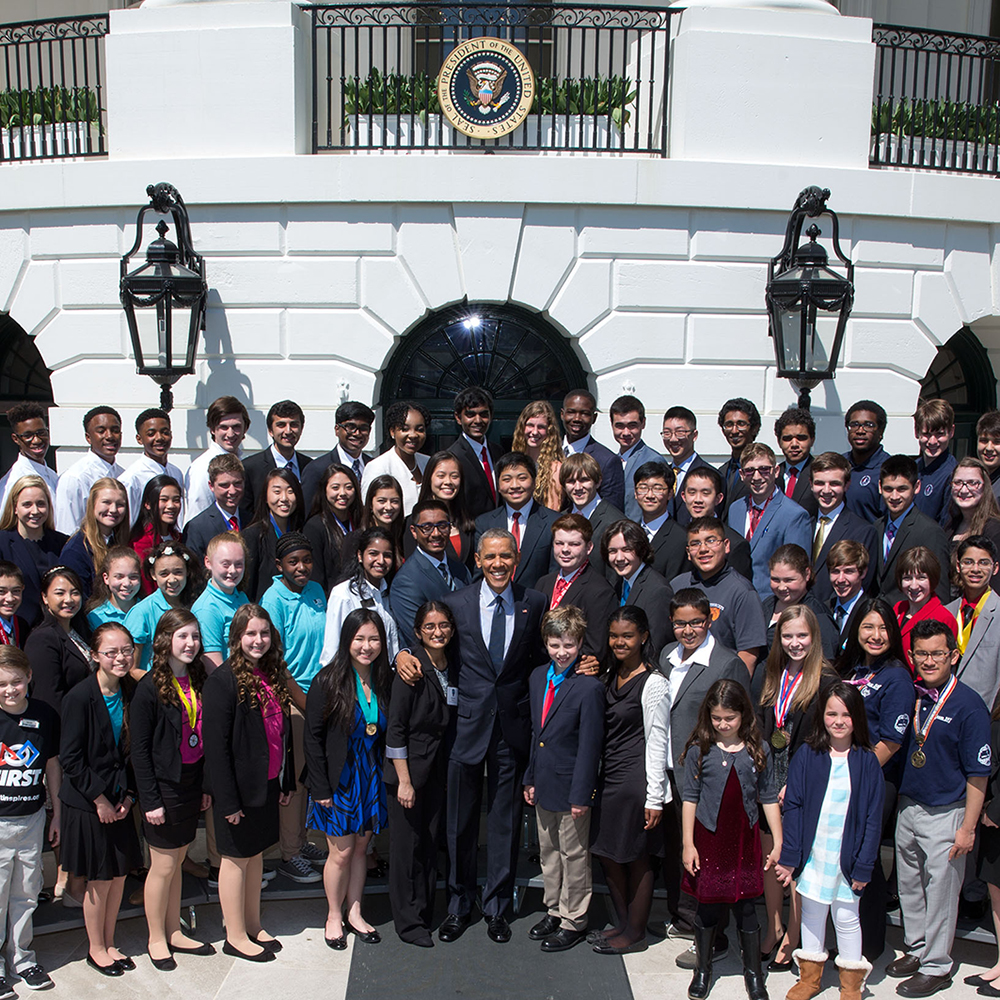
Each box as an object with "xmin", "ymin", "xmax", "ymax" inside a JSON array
[{"xmin": 523, "ymin": 606, "xmax": 604, "ymax": 953}]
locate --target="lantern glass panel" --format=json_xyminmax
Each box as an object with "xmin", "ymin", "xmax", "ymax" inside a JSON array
[{"xmin": 129, "ymin": 292, "xmax": 195, "ymax": 372}]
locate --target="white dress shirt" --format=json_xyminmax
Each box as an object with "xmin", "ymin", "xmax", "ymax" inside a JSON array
[
  {"xmin": 334, "ymin": 444, "xmax": 366, "ymax": 481},
  {"xmin": 119, "ymin": 454, "xmax": 186, "ymax": 528},
  {"xmin": 671, "ymin": 452, "xmax": 697, "ymax": 493},
  {"xmin": 641, "ymin": 509, "xmax": 670, "ymax": 541},
  {"xmin": 574, "ymin": 495, "xmax": 600, "ymax": 521},
  {"xmin": 0, "ymin": 453, "xmax": 59, "ymax": 511},
  {"xmin": 664, "ymin": 634, "xmax": 715, "ymax": 769},
  {"xmin": 184, "ymin": 441, "xmax": 237, "ymax": 522},
  {"xmin": 55, "ymin": 451, "xmax": 125, "ymax": 535},
  {"xmin": 320, "ymin": 575, "xmax": 399, "ymax": 665},
  {"xmin": 505, "ymin": 498, "xmax": 534, "ymax": 538},
  {"xmin": 478, "ymin": 580, "xmax": 515, "ymax": 660},
  {"xmin": 463, "ymin": 432, "xmax": 495, "ymax": 482},
  {"xmin": 360, "ymin": 449, "xmax": 429, "ymax": 517},
  {"xmin": 562, "ymin": 433, "xmax": 591, "ymax": 457},
  {"xmin": 269, "ymin": 443, "xmax": 300, "ymax": 480}
]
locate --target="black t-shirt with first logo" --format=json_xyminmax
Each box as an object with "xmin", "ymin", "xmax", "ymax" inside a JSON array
[{"xmin": 0, "ymin": 698, "xmax": 60, "ymax": 816}]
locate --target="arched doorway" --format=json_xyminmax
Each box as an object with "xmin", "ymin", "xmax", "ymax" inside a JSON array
[
  {"xmin": 919, "ymin": 327, "xmax": 997, "ymax": 457},
  {"xmin": 0, "ymin": 314, "xmax": 56, "ymax": 473},
  {"xmin": 380, "ymin": 303, "xmax": 590, "ymax": 452}
]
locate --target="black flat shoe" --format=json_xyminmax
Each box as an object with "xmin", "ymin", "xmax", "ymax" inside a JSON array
[
  {"xmin": 222, "ymin": 940, "xmax": 275, "ymax": 963},
  {"xmin": 768, "ymin": 956, "xmax": 794, "ymax": 971},
  {"xmin": 111, "ymin": 956, "xmax": 135, "ymax": 971},
  {"xmin": 967, "ymin": 976, "xmax": 999, "ymax": 989},
  {"xmin": 347, "ymin": 922, "xmax": 381, "ymax": 944},
  {"xmin": 366, "ymin": 860, "xmax": 389, "ymax": 879},
  {"xmin": 325, "ymin": 935, "xmax": 347, "ymax": 950},
  {"xmin": 251, "ymin": 936, "xmax": 282, "ymax": 953},
  {"xmin": 168, "ymin": 941, "xmax": 216, "ymax": 956},
  {"xmin": 438, "ymin": 913, "xmax": 469, "ymax": 943},
  {"xmin": 86, "ymin": 955, "xmax": 123, "ymax": 977},
  {"xmin": 593, "ymin": 938, "xmax": 648, "ymax": 955},
  {"xmin": 148, "ymin": 953, "xmax": 176, "ymax": 972}
]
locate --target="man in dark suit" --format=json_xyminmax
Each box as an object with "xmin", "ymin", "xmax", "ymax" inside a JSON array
[
  {"xmin": 809, "ymin": 451, "xmax": 877, "ymax": 604},
  {"xmin": 675, "ymin": 466, "xmax": 753, "ymax": 583},
  {"xmin": 535, "ymin": 513, "xmax": 618, "ymax": 661},
  {"xmin": 775, "ymin": 407, "xmax": 819, "ymax": 518},
  {"xmin": 632, "ymin": 461, "xmax": 688, "ymax": 580},
  {"xmin": 601, "ymin": 519, "xmax": 674, "ymax": 658},
  {"xmin": 240, "ymin": 400, "xmax": 312, "ymax": 520},
  {"xmin": 610, "ymin": 394, "xmax": 663, "ymax": 522},
  {"xmin": 716, "ymin": 398, "xmax": 760, "ymax": 516},
  {"xmin": 181, "ymin": 453, "xmax": 246, "ymax": 559},
  {"xmin": 447, "ymin": 386, "xmax": 503, "ymax": 519},
  {"xmin": 827, "ymin": 539, "xmax": 870, "ymax": 654},
  {"xmin": 559, "ymin": 452, "xmax": 624, "ymax": 576},
  {"xmin": 389, "ymin": 499, "xmax": 472, "ymax": 647},
  {"xmin": 435, "ymin": 529, "xmax": 546, "ymax": 944},
  {"xmin": 300, "ymin": 400, "xmax": 374, "ymax": 511},
  {"xmin": 873, "ymin": 454, "xmax": 951, "ymax": 606},
  {"xmin": 658, "ymin": 589, "xmax": 749, "ymax": 936},
  {"xmin": 474, "ymin": 452, "xmax": 558, "ymax": 590},
  {"xmin": 560, "ymin": 389, "xmax": 625, "ymax": 512},
  {"xmin": 662, "ymin": 406, "xmax": 712, "ymax": 526}
]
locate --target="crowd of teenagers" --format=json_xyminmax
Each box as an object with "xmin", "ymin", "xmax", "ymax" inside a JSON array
[{"xmin": 5, "ymin": 386, "xmax": 1000, "ymax": 1000}]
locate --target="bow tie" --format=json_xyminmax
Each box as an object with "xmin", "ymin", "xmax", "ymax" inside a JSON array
[
  {"xmin": 915, "ymin": 684, "xmax": 940, "ymax": 702},
  {"xmin": 845, "ymin": 677, "xmax": 868, "ymax": 687}
]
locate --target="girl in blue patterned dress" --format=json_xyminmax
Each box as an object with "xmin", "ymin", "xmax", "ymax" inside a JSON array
[
  {"xmin": 775, "ymin": 682, "xmax": 884, "ymax": 1000},
  {"xmin": 304, "ymin": 608, "xmax": 390, "ymax": 948}
]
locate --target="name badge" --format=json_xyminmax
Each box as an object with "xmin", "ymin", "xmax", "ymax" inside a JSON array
[
  {"xmin": 19, "ymin": 718, "xmax": 39, "ymax": 729},
  {"xmin": 446, "ymin": 687, "xmax": 459, "ymax": 706}
]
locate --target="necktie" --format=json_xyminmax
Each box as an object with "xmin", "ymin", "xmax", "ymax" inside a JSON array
[
  {"xmin": 540, "ymin": 679, "xmax": 556, "ymax": 726},
  {"xmin": 563, "ymin": 445, "xmax": 571, "ymax": 458},
  {"xmin": 437, "ymin": 561, "xmax": 453, "ymax": 591},
  {"xmin": 812, "ymin": 515, "xmax": 831, "ymax": 562},
  {"xmin": 620, "ymin": 578, "xmax": 631, "ymax": 607},
  {"xmin": 748, "ymin": 504, "xmax": 765, "ymax": 539},
  {"xmin": 644, "ymin": 522, "xmax": 655, "ymax": 542},
  {"xmin": 0, "ymin": 624, "xmax": 11, "ymax": 646},
  {"xmin": 834, "ymin": 604, "xmax": 847, "ymax": 630},
  {"xmin": 488, "ymin": 595, "xmax": 506, "ymax": 671},
  {"xmin": 551, "ymin": 576, "xmax": 570, "ymax": 609},
  {"xmin": 883, "ymin": 521, "xmax": 897, "ymax": 559},
  {"xmin": 511, "ymin": 511, "xmax": 521, "ymax": 551},
  {"xmin": 227, "ymin": 516, "xmax": 239, "ymax": 532},
  {"xmin": 353, "ymin": 459, "xmax": 363, "ymax": 481},
  {"xmin": 481, "ymin": 446, "xmax": 497, "ymax": 504},
  {"xmin": 785, "ymin": 466, "xmax": 798, "ymax": 499}
]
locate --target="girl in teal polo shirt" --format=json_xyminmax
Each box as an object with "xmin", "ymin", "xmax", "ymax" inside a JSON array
[{"xmin": 85, "ymin": 546, "xmax": 142, "ymax": 632}]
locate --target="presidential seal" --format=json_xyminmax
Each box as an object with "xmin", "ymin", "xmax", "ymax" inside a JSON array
[{"xmin": 437, "ymin": 37, "xmax": 535, "ymax": 139}]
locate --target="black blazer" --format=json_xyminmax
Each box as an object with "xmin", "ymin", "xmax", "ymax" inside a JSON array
[
  {"xmin": 717, "ymin": 455, "xmax": 750, "ymax": 517},
  {"xmin": 130, "ymin": 672, "xmax": 204, "ymax": 813},
  {"xmin": 303, "ymin": 679, "xmax": 351, "ymax": 802},
  {"xmin": 239, "ymin": 448, "xmax": 312, "ymax": 522},
  {"xmin": 448, "ymin": 436, "xmax": 503, "ymax": 520},
  {"xmin": 444, "ymin": 581, "xmax": 546, "ymax": 765},
  {"xmin": 779, "ymin": 457, "xmax": 819, "ymax": 518},
  {"xmin": 613, "ymin": 565, "xmax": 674, "ymax": 659},
  {"xmin": 0, "ymin": 528, "xmax": 68, "ymax": 626},
  {"xmin": 303, "ymin": 513, "xmax": 349, "ymax": 596},
  {"xmin": 474, "ymin": 503, "xmax": 559, "ymax": 590},
  {"xmin": 59, "ymin": 673, "xmax": 136, "ymax": 811},
  {"xmin": 811, "ymin": 509, "xmax": 877, "ymax": 605},
  {"xmin": 535, "ymin": 562, "xmax": 618, "ymax": 661},
  {"xmin": 873, "ymin": 505, "xmax": 951, "ymax": 605},
  {"xmin": 26, "ymin": 623, "xmax": 91, "ymax": 717},
  {"xmin": 584, "ymin": 438, "xmax": 625, "ymax": 512},
  {"xmin": 523, "ymin": 662, "xmax": 605, "ymax": 812},
  {"xmin": 649, "ymin": 518, "xmax": 688, "ymax": 581},
  {"xmin": 388, "ymin": 547, "xmax": 472, "ymax": 648},
  {"xmin": 203, "ymin": 661, "xmax": 294, "ymax": 816},
  {"xmin": 658, "ymin": 638, "xmax": 748, "ymax": 789},
  {"xmin": 240, "ymin": 521, "xmax": 280, "ymax": 602},
  {"xmin": 181, "ymin": 504, "xmax": 234, "ymax": 560},
  {"xmin": 383, "ymin": 645, "xmax": 457, "ymax": 790}
]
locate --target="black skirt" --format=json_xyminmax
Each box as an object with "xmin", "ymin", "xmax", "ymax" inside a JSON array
[
  {"xmin": 60, "ymin": 802, "xmax": 143, "ymax": 881},
  {"xmin": 212, "ymin": 776, "xmax": 280, "ymax": 859},
  {"xmin": 142, "ymin": 761, "xmax": 205, "ymax": 850}
]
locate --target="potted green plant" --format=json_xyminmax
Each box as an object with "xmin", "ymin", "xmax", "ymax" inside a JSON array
[{"xmin": 0, "ymin": 86, "xmax": 103, "ymax": 161}]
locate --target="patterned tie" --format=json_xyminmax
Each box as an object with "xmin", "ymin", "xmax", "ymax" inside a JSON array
[
  {"xmin": 620, "ymin": 578, "xmax": 631, "ymax": 607},
  {"xmin": 748, "ymin": 505, "xmax": 765, "ymax": 539},
  {"xmin": 489, "ymin": 595, "xmax": 506, "ymax": 672},
  {"xmin": 551, "ymin": 576, "xmax": 570, "ymax": 609},
  {"xmin": 353, "ymin": 459, "xmax": 363, "ymax": 481},
  {"xmin": 511, "ymin": 511, "xmax": 521, "ymax": 551},
  {"xmin": 834, "ymin": 604, "xmax": 847, "ymax": 630},
  {"xmin": 228, "ymin": 516, "xmax": 239, "ymax": 532},
  {"xmin": 883, "ymin": 521, "xmax": 897, "ymax": 559},
  {"xmin": 437, "ymin": 561, "xmax": 453, "ymax": 591},
  {"xmin": 540, "ymin": 679, "xmax": 556, "ymax": 726},
  {"xmin": 812, "ymin": 515, "xmax": 831, "ymax": 562},
  {"xmin": 481, "ymin": 446, "xmax": 497, "ymax": 504},
  {"xmin": 564, "ymin": 445, "xmax": 571, "ymax": 458},
  {"xmin": 785, "ymin": 466, "xmax": 798, "ymax": 499}
]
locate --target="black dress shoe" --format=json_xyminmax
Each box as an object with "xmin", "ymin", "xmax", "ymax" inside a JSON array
[
  {"xmin": 148, "ymin": 953, "xmax": 177, "ymax": 972},
  {"xmin": 168, "ymin": 941, "xmax": 216, "ymax": 956},
  {"xmin": 541, "ymin": 928, "xmax": 587, "ymax": 952},
  {"xmin": 347, "ymin": 922, "xmax": 381, "ymax": 944},
  {"xmin": 887, "ymin": 955, "xmax": 922, "ymax": 979},
  {"xmin": 86, "ymin": 955, "xmax": 123, "ymax": 977},
  {"xmin": 529, "ymin": 915, "xmax": 561, "ymax": 940},
  {"xmin": 222, "ymin": 940, "xmax": 275, "ymax": 963},
  {"xmin": 897, "ymin": 973, "xmax": 953, "ymax": 997},
  {"xmin": 325, "ymin": 935, "xmax": 347, "ymax": 951},
  {"xmin": 487, "ymin": 915, "xmax": 512, "ymax": 943},
  {"xmin": 438, "ymin": 914, "xmax": 470, "ymax": 943}
]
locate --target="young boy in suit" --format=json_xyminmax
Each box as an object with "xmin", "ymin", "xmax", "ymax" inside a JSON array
[{"xmin": 523, "ymin": 606, "xmax": 604, "ymax": 953}]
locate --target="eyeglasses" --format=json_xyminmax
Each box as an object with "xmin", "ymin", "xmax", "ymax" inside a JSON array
[
  {"xmin": 661, "ymin": 429, "xmax": 693, "ymax": 440},
  {"xmin": 960, "ymin": 558, "xmax": 995, "ymax": 569},
  {"xmin": 96, "ymin": 646, "xmax": 135, "ymax": 659},
  {"xmin": 13, "ymin": 429, "xmax": 48, "ymax": 443},
  {"xmin": 722, "ymin": 420, "xmax": 750, "ymax": 431},
  {"xmin": 414, "ymin": 521, "xmax": 452, "ymax": 535},
  {"xmin": 686, "ymin": 537, "xmax": 725, "ymax": 551},
  {"xmin": 848, "ymin": 420, "xmax": 877, "ymax": 431},
  {"xmin": 740, "ymin": 466, "xmax": 774, "ymax": 479},
  {"xmin": 911, "ymin": 650, "xmax": 952, "ymax": 663},
  {"xmin": 336, "ymin": 422, "xmax": 370, "ymax": 437},
  {"xmin": 419, "ymin": 623, "xmax": 454, "ymax": 634},
  {"xmin": 672, "ymin": 618, "xmax": 708, "ymax": 630},
  {"xmin": 953, "ymin": 479, "xmax": 985, "ymax": 494},
  {"xmin": 635, "ymin": 484, "xmax": 670, "ymax": 496}
]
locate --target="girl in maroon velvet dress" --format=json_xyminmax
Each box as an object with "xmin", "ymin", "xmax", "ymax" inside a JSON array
[{"xmin": 680, "ymin": 679, "xmax": 782, "ymax": 1000}]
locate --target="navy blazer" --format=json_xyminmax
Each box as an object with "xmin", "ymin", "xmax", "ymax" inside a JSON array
[
  {"xmin": 447, "ymin": 436, "xmax": 503, "ymax": 520},
  {"xmin": 59, "ymin": 532, "xmax": 96, "ymax": 602},
  {"xmin": 0, "ymin": 528, "xmax": 68, "ymax": 626},
  {"xmin": 181, "ymin": 504, "xmax": 234, "ymax": 560},
  {"xmin": 444, "ymin": 581, "xmax": 546, "ymax": 765},
  {"xmin": 389, "ymin": 548, "xmax": 472, "ymax": 647},
  {"xmin": 810, "ymin": 509, "xmax": 877, "ymax": 605},
  {"xmin": 584, "ymin": 438, "xmax": 625, "ymax": 513},
  {"xmin": 779, "ymin": 744, "xmax": 885, "ymax": 886},
  {"xmin": 727, "ymin": 491, "xmax": 812, "ymax": 599},
  {"xmin": 474, "ymin": 503, "xmax": 559, "ymax": 590},
  {"xmin": 523, "ymin": 662, "xmax": 605, "ymax": 813}
]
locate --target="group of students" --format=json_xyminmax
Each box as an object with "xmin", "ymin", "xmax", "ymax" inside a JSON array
[{"xmin": 2, "ymin": 384, "xmax": 1000, "ymax": 1000}]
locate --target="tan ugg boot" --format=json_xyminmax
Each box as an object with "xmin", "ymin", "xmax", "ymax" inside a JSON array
[
  {"xmin": 834, "ymin": 956, "xmax": 872, "ymax": 1000},
  {"xmin": 785, "ymin": 950, "xmax": 828, "ymax": 1000}
]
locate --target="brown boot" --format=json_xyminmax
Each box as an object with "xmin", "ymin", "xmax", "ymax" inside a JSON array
[
  {"xmin": 835, "ymin": 956, "xmax": 871, "ymax": 1000},
  {"xmin": 785, "ymin": 951, "xmax": 828, "ymax": 1000}
]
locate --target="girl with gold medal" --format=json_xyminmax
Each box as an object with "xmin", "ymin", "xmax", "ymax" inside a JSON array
[
  {"xmin": 130, "ymin": 609, "xmax": 215, "ymax": 969},
  {"xmin": 754, "ymin": 605, "xmax": 837, "ymax": 971}
]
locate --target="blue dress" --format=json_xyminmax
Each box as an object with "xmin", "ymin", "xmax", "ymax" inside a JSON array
[{"xmin": 307, "ymin": 702, "xmax": 387, "ymax": 837}]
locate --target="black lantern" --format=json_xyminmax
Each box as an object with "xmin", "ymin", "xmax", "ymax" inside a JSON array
[
  {"xmin": 765, "ymin": 186, "xmax": 854, "ymax": 410},
  {"xmin": 120, "ymin": 183, "xmax": 207, "ymax": 412}
]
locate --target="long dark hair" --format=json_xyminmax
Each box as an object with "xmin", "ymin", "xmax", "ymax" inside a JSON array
[
  {"xmin": 834, "ymin": 597, "xmax": 906, "ymax": 675},
  {"xmin": 337, "ymin": 526, "xmax": 395, "ymax": 598},
  {"xmin": 150, "ymin": 608, "xmax": 206, "ymax": 708},
  {"xmin": 129, "ymin": 474, "xmax": 183, "ymax": 545},
  {"xmin": 681, "ymin": 678, "xmax": 768, "ymax": 774},
  {"xmin": 414, "ymin": 599, "xmax": 457, "ymax": 652},
  {"xmin": 145, "ymin": 539, "xmax": 205, "ymax": 607},
  {"xmin": 38, "ymin": 565, "xmax": 88, "ymax": 634},
  {"xmin": 417, "ymin": 451, "xmax": 475, "ymax": 534},
  {"xmin": 251, "ymin": 467, "xmax": 305, "ymax": 533},
  {"xmin": 360, "ymin": 474, "xmax": 405, "ymax": 562},
  {"xmin": 807, "ymin": 680, "xmax": 873, "ymax": 752},
  {"xmin": 605, "ymin": 605, "xmax": 654, "ymax": 684},
  {"xmin": 309, "ymin": 462, "xmax": 363, "ymax": 532},
  {"xmin": 314, "ymin": 608, "xmax": 391, "ymax": 734}
]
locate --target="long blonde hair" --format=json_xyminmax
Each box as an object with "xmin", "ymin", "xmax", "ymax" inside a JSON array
[
  {"xmin": 79, "ymin": 477, "xmax": 130, "ymax": 576},
  {"xmin": 512, "ymin": 400, "xmax": 562, "ymax": 506},
  {"xmin": 0, "ymin": 475, "xmax": 55, "ymax": 532},
  {"xmin": 759, "ymin": 604, "xmax": 828, "ymax": 714}
]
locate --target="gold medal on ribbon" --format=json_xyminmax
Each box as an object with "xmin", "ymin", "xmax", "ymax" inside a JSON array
[
  {"xmin": 770, "ymin": 729, "xmax": 789, "ymax": 750},
  {"xmin": 365, "ymin": 722, "xmax": 377, "ymax": 737},
  {"xmin": 910, "ymin": 749, "xmax": 926, "ymax": 768}
]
